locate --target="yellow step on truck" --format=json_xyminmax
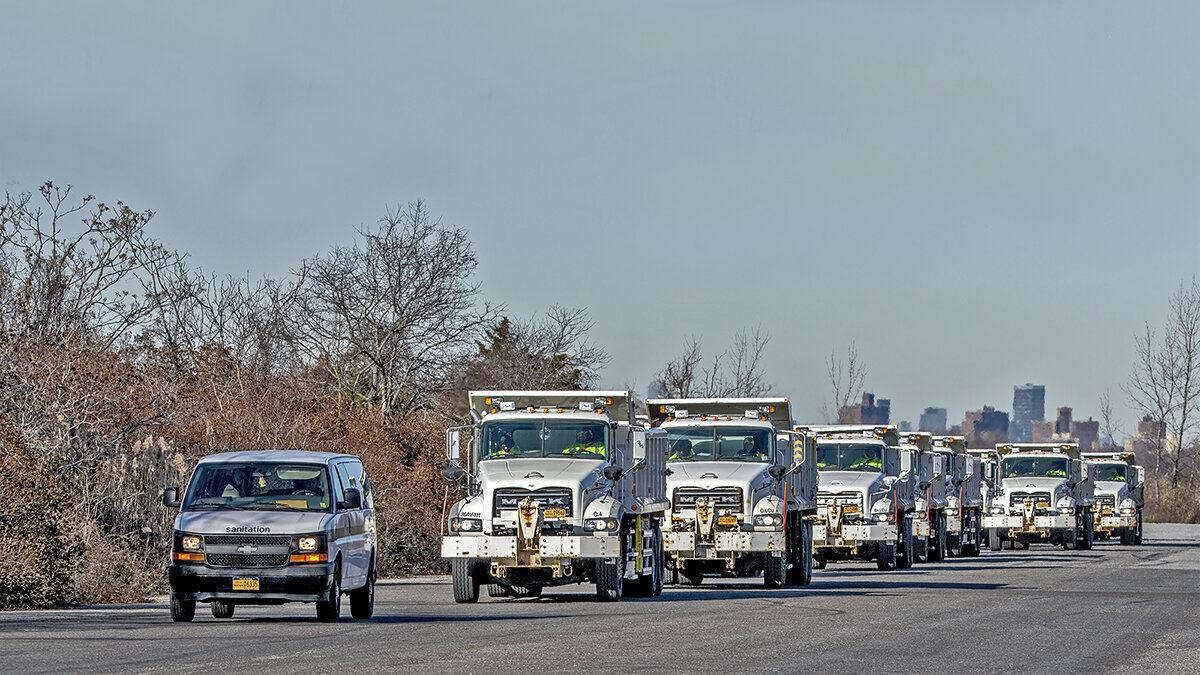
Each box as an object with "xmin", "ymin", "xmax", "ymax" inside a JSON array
[
  {"xmin": 984, "ymin": 443, "xmax": 1096, "ymax": 551},
  {"xmin": 1082, "ymin": 451, "xmax": 1144, "ymax": 545},
  {"xmin": 648, "ymin": 398, "xmax": 817, "ymax": 588},
  {"xmin": 440, "ymin": 391, "xmax": 669, "ymax": 602},
  {"xmin": 801, "ymin": 425, "xmax": 916, "ymax": 571}
]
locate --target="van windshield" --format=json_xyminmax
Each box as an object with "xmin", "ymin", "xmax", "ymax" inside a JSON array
[
  {"xmin": 481, "ymin": 420, "xmax": 610, "ymax": 460},
  {"xmin": 182, "ymin": 463, "xmax": 332, "ymax": 511}
]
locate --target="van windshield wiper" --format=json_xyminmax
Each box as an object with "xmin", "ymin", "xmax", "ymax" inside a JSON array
[{"xmin": 185, "ymin": 502, "xmax": 244, "ymax": 510}]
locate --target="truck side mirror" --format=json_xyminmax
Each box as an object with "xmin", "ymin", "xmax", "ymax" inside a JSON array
[
  {"xmin": 446, "ymin": 428, "xmax": 462, "ymax": 462},
  {"xmin": 441, "ymin": 465, "xmax": 465, "ymax": 482},
  {"xmin": 918, "ymin": 481, "xmax": 931, "ymax": 491},
  {"xmin": 162, "ymin": 486, "xmax": 181, "ymax": 508},
  {"xmin": 768, "ymin": 465, "xmax": 786, "ymax": 479},
  {"xmin": 339, "ymin": 487, "xmax": 362, "ymax": 510},
  {"xmin": 603, "ymin": 466, "xmax": 623, "ymax": 482},
  {"xmin": 952, "ymin": 477, "xmax": 963, "ymax": 487}
]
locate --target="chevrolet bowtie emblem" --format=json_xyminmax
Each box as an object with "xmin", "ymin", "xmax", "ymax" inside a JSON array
[{"xmin": 236, "ymin": 544, "xmax": 258, "ymax": 554}]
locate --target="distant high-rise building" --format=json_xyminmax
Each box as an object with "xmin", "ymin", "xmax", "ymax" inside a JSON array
[
  {"xmin": 898, "ymin": 421, "xmax": 912, "ymax": 432},
  {"xmin": 1030, "ymin": 406, "xmax": 1100, "ymax": 451},
  {"xmin": 1011, "ymin": 384, "xmax": 1045, "ymax": 443},
  {"xmin": 843, "ymin": 393, "xmax": 890, "ymax": 425},
  {"xmin": 963, "ymin": 406, "xmax": 1009, "ymax": 448},
  {"xmin": 919, "ymin": 407, "xmax": 947, "ymax": 434}
]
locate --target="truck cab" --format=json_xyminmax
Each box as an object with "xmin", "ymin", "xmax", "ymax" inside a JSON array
[
  {"xmin": 931, "ymin": 435, "xmax": 983, "ymax": 557},
  {"xmin": 802, "ymin": 425, "xmax": 913, "ymax": 571},
  {"xmin": 440, "ymin": 390, "xmax": 669, "ymax": 602},
  {"xmin": 1082, "ymin": 452, "xmax": 1144, "ymax": 545},
  {"xmin": 648, "ymin": 398, "xmax": 816, "ymax": 588},
  {"xmin": 163, "ymin": 450, "xmax": 377, "ymax": 622},
  {"xmin": 984, "ymin": 443, "xmax": 1096, "ymax": 551}
]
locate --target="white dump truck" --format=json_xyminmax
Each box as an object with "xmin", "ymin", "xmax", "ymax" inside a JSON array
[
  {"xmin": 967, "ymin": 447, "xmax": 998, "ymax": 548},
  {"xmin": 984, "ymin": 443, "xmax": 1095, "ymax": 551},
  {"xmin": 932, "ymin": 435, "xmax": 983, "ymax": 556},
  {"xmin": 802, "ymin": 425, "xmax": 915, "ymax": 570},
  {"xmin": 440, "ymin": 391, "xmax": 669, "ymax": 602},
  {"xmin": 647, "ymin": 398, "xmax": 817, "ymax": 588},
  {"xmin": 1083, "ymin": 451, "xmax": 1144, "ymax": 545},
  {"xmin": 899, "ymin": 432, "xmax": 938, "ymax": 564}
]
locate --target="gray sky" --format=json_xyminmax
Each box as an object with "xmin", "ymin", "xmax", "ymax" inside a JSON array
[{"xmin": 3, "ymin": 2, "xmax": 1198, "ymax": 432}]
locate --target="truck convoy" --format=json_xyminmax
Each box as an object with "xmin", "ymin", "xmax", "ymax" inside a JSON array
[
  {"xmin": 440, "ymin": 391, "xmax": 669, "ymax": 602},
  {"xmin": 931, "ymin": 435, "xmax": 983, "ymax": 557},
  {"xmin": 984, "ymin": 443, "xmax": 1096, "ymax": 551},
  {"xmin": 802, "ymin": 425, "xmax": 915, "ymax": 571},
  {"xmin": 1083, "ymin": 451, "xmax": 1144, "ymax": 545},
  {"xmin": 899, "ymin": 432, "xmax": 940, "ymax": 563},
  {"xmin": 647, "ymin": 398, "xmax": 817, "ymax": 588},
  {"xmin": 966, "ymin": 447, "xmax": 999, "ymax": 549}
]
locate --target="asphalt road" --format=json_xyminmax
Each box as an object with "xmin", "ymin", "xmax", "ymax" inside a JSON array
[{"xmin": 3, "ymin": 524, "xmax": 1198, "ymax": 674}]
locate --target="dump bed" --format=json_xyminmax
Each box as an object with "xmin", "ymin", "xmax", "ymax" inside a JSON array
[{"xmin": 647, "ymin": 398, "xmax": 792, "ymax": 430}]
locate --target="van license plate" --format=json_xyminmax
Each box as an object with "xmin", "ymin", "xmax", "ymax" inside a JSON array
[
  {"xmin": 543, "ymin": 508, "xmax": 567, "ymax": 518},
  {"xmin": 717, "ymin": 516, "xmax": 738, "ymax": 525},
  {"xmin": 232, "ymin": 578, "xmax": 259, "ymax": 591}
]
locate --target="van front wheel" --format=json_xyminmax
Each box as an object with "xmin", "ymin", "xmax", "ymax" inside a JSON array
[
  {"xmin": 170, "ymin": 592, "xmax": 195, "ymax": 623},
  {"xmin": 316, "ymin": 564, "xmax": 342, "ymax": 622},
  {"xmin": 350, "ymin": 560, "xmax": 375, "ymax": 619}
]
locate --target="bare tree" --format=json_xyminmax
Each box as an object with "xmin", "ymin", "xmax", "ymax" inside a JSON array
[
  {"xmin": 1126, "ymin": 278, "xmax": 1200, "ymax": 487},
  {"xmin": 651, "ymin": 336, "xmax": 703, "ymax": 397},
  {"xmin": 650, "ymin": 328, "xmax": 773, "ymax": 399},
  {"xmin": 822, "ymin": 342, "xmax": 867, "ymax": 424},
  {"xmin": 1097, "ymin": 391, "xmax": 1124, "ymax": 451},
  {"xmin": 287, "ymin": 201, "xmax": 496, "ymax": 418},
  {"xmin": 727, "ymin": 327, "xmax": 772, "ymax": 397}
]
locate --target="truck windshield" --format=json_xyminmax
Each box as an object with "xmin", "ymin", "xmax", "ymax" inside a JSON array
[
  {"xmin": 816, "ymin": 443, "xmax": 883, "ymax": 472},
  {"xmin": 1001, "ymin": 458, "xmax": 1069, "ymax": 479},
  {"xmin": 481, "ymin": 420, "xmax": 610, "ymax": 460},
  {"xmin": 1093, "ymin": 464, "xmax": 1127, "ymax": 482},
  {"xmin": 182, "ymin": 463, "xmax": 332, "ymax": 511},
  {"xmin": 665, "ymin": 427, "xmax": 772, "ymax": 463}
]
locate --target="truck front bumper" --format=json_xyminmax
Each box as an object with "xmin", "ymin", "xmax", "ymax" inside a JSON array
[
  {"xmin": 983, "ymin": 514, "xmax": 1074, "ymax": 531},
  {"xmin": 168, "ymin": 562, "xmax": 335, "ymax": 603},
  {"xmin": 1099, "ymin": 515, "xmax": 1137, "ymax": 529},
  {"xmin": 441, "ymin": 534, "xmax": 621, "ymax": 559},
  {"xmin": 910, "ymin": 518, "xmax": 931, "ymax": 538},
  {"xmin": 663, "ymin": 530, "xmax": 785, "ymax": 554},
  {"xmin": 813, "ymin": 522, "xmax": 896, "ymax": 546}
]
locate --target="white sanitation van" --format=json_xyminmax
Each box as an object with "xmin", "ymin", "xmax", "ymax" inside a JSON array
[{"xmin": 163, "ymin": 450, "xmax": 377, "ymax": 622}]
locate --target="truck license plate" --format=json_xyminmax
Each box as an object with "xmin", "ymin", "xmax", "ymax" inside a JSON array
[
  {"xmin": 842, "ymin": 505, "xmax": 859, "ymax": 514},
  {"xmin": 717, "ymin": 516, "xmax": 738, "ymax": 526},
  {"xmin": 232, "ymin": 578, "xmax": 259, "ymax": 591},
  {"xmin": 543, "ymin": 508, "xmax": 567, "ymax": 518}
]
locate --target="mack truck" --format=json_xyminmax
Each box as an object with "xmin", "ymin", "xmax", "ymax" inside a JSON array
[
  {"xmin": 967, "ymin": 447, "xmax": 999, "ymax": 548},
  {"xmin": 802, "ymin": 425, "xmax": 916, "ymax": 570},
  {"xmin": 898, "ymin": 432, "xmax": 942, "ymax": 563},
  {"xmin": 1083, "ymin": 451, "xmax": 1144, "ymax": 545},
  {"xmin": 931, "ymin": 435, "xmax": 983, "ymax": 557},
  {"xmin": 647, "ymin": 398, "xmax": 817, "ymax": 588},
  {"xmin": 984, "ymin": 443, "xmax": 1096, "ymax": 551},
  {"xmin": 440, "ymin": 391, "xmax": 669, "ymax": 602}
]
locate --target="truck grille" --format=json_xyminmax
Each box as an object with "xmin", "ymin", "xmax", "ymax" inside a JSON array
[
  {"xmin": 818, "ymin": 491, "xmax": 863, "ymax": 511},
  {"xmin": 492, "ymin": 488, "xmax": 573, "ymax": 517},
  {"xmin": 1009, "ymin": 492, "xmax": 1051, "ymax": 508},
  {"xmin": 673, "ymin": 487, "xmax": 742, "ymax": 512},
  {"xmin": 206, "ymin": 553, "xmax": 290, "ymax": 568},
  {"xmin": 1097, "ymin": 495, "xmax": 1115, "ymax": 509},
  {"xmin": 204, "ymin": 535, "xmax": 292, "ymax": 547}
]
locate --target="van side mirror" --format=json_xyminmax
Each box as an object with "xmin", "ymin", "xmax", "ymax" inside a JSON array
[
  {"xmin": 339, "ymin": 487, "xmax": 362, "ymax": 510},
  {"xmin": 162, "ymin": 486, "xmax": 181, "ymax": 508}
]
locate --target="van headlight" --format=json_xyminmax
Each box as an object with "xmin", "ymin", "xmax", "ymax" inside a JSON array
[
  {"xmin": 181, "ymin": 535, "xmax": 203, "ymax": 551},
  {"xmin": 297, "ymin": 535, "xmax": 324, "ymax": 551},
  {"xmin": 450, "ymin": 518, "xmax": 483, "ymax": 533}
]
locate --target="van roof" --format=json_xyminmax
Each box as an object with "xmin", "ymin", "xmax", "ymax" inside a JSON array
[{"xmin": 195, "ymin": 450, "xmax": 357, "ymax": 465}]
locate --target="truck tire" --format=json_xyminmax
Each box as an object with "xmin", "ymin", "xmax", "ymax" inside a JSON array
[
  {"xmin": 813, "ymin": 554, "xmax": 827, "ymax": 570},
  {"xmin": 349, "ymin": 560, "xmax": 375, "ymax": 619},
  {"xmin": 764, "ymin": 553, "xmax": 785, "ymax": 588},
  {"xmin": 1120, "ymin": 525, "xmax": 1135, "ymax": 546},
  {"xmin": 596, "ymin": 557, "xmax": 624, "ymax": 601},
  {"xmin": 1135, "ymin": 512, "xmax": 1143, "ymax": 545},
  {"xmin": 988, "ymin": 527, "xmax": 1003, "ymax": 552},
  {"xmin": 1079, "ymin": 512, "xmax": 1094, "ymax": 551},
  {"xmin": 896, "ymin": 519, "xmax": 913, "ymax": 569},
  {"xmin": 653, "ymin": 523, "xmax": 665, "ymax": 596},
  {"xmin": 665, "ymin": 565, "xmax": 680, "ymax": 586},
  {"xmin": 876, "ymin": 541, "xmax": 897, "ymax": 571},
  {"xmin": 928, "ymin": 514, "xmax": 946, "ymax": 562},
  {"xmin": 800, "ymin": 519, "xmax": 814, "ymax": 585},
  {"xmin": 170, "ymin": 592, "xmax": 195, "ymax": 623},
  {"xmin": 962, "ymin": 513, "xmax": 981, "ymax": 556},
  {"xmin": 1062, "ymin": 525, "xmax": 1076, "ymax": 550},
  {"xmin": 785, "ymin": 513, "xmax": 808, "ymax": 586},
  {"xmin": 210, "ymin": 600, "xmax": 235, "ymax": 619},
  {"xmin": 316, "ymin": 563, "xmax": 342, "ymax": 621},
  {"xmin": 452, "ymin": 558, "xmax": 481, "ymax": 604},
  {"xmin": 487, "ymin": 583, "xmax": 510, "ymax": 598},
  {"xmin": 914, "ymin": 535, "xmax": 929, "ymax": 563},
  {"xmin": 947, "ymin": 532, "xmax": 962, "ymax": 558}
]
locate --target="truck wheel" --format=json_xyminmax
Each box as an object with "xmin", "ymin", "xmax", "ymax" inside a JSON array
[
  {"xmin": 451, "ymin": 558, "xmax": 481, "ymax": 604},
  {"xmin": 929, "ymin": 515, "xmax": 945, "ymax": 562},
  {"xmin": 784, "ymin": 514, "xmax": 804, "ymax": 586},
  {"xmin": 1120, "ymin": 525, "xmax": 1135, "ymax": 546},
  {"xmin": 596, "ymin": 557, "xmax": 624, "ymax": 601},
  {"xmin": 653, "ymin": 524, "xmax": 665, "ymax": 596},
  {"xmin": 876, "ymin": 541, "xmax": 897, "ymax": 571},
  {"xmin": 316, "ymin": 563, "xmax": 342, "ymax": 621},
  {"xmin": 170, "ymin": 592, "xmax": 195, "ymax": 623},
  {"xmin": 210, "ymin": 600, "xmax": 234, "ymax": 619},
  {"xmin": 813, "ymin": 554, "xmax": 827, "ymax": 570},
  {"xmin": 896, "ymin": 519, "xmax": 913, "ymax": 569},
  {"xmin": 947, "ymin": 532, "xmax": 962, "ymax": 558},
  {"xmin": 764, "ymin": 553, "xmax": 785, "ymax": 588},
  {"xmin": 487, "ymin": 584, "xmax": 511, "ymax": 598},
  {"xmin": 665, "ymin": 565, "xmax": 679, "ymax": 586},
  {"xmin": 800, "ymin": 519, "xmax": 814, "ymax": 585},
  {"xmin": 1135, "ymin": 512, "xmax": 1143, "ymax": 545},
  {"xmin": 1079, "ymin": 512, "xmax": 1094, "ymax": 551},
  {"xmin": 914, "ymin": 536, "xmax": 929, "ymax": 563},
  {"xmin": 988, "ymin": 528, "xmax": 1003, "ymax": 552},
  {"xmin": 349, "ymin": 560, "xmax": 375, "ymax": 619},
  {"xmin": 1062, "ymin": 526, "xmax": 1076, "ymax": 550}
]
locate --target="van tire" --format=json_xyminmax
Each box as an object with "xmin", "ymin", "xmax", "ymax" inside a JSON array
[
  {"xmin": 210, "ymin": 600, "xmax": 234, "ymax": 619},
  {"xmin": 452, "ymin": 558, "xmax": 481, "ymax": 604},
  {"xmin": 316, "ymin": 564, "xmax": 342, "ymax": 621},
  {"xmin": 349, "ymin": 561, "xmax": 375, "ymax": 619},
  {"xmin": 170, "ymin": 592, "xmax": 195, "ymax": 622}
]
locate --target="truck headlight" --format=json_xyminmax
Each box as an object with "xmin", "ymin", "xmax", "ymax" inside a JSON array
[
  {"xmin": 989, "ymin": 507, "xmax": 1004, "ymax": 515},
  {"xmin": 1120, "ymin": 507, "xmax": 1136, "ymax": 515},
  {"xmin": 585, "ymin": 518, "xmax": 618, "ymax": 532},
  {"xmin": 181, "ymin": 535, "xmax": 202, "ymax": 551},
  {"xmin": 1058, "ymin": 507, "xmax": 1073, "ymax": 514},
  {"xmin": 753, "ymin": 514, "xmax": 782, "ymax": 528},
  {"xmin": 450, "ymin": 517, "xmax": 483, "ymax": 532}
]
